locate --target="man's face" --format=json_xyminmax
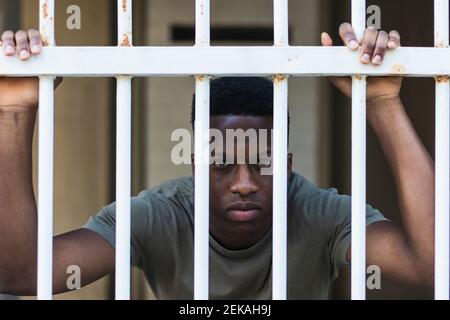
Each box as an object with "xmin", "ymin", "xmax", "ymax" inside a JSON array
[{"xmin": 192, "ymin": 115, "xmax": 292, "ymax": 250}]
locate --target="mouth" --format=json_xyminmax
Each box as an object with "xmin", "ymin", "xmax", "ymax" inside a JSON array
[{"xmin": 225, "ymin": 202, "xmax": 262, "ymax": 222}]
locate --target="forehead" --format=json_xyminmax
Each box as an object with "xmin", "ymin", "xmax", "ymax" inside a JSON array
[{"xmin": 210, "ymin": 115, "xmax": 273, "ymax": 131}]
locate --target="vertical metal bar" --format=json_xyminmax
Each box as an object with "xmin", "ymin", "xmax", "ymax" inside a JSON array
[
  {"xmin": 194, "ymin": 0, "xmax": 210, "ymax": 300},
  {"xmin": 272, "ymin": 0, "xmax": 289, "ymax": 300},
  {"xmin": 37, "ymin": 0, "xmax": 55, "ymax": 301},
  {"xmin": 115, "ymin": 0, "xmax": 133, "ymax": 300},
  {"xmin": 434, "ymin": 0, "xmax": 450, "ymax": 301},
  {"xmin": 351, "ymin": 0, "xmax": 367, "ymax": 300}
]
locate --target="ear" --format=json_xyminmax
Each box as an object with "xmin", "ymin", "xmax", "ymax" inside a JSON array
[
  {"xmin": 287, "ymin": 153, "xmax": 293, "ymax": 177},
  {"xmin": 191, "ymin": 153, "xmax": 195, "ymax": 176}
]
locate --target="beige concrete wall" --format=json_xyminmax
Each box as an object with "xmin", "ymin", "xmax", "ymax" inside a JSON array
[{"xmin": 21, "ymin": 0, "xmax": 114, "ymax": 300}]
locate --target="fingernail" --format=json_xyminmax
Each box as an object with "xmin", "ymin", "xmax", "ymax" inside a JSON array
[
  {"xmin": 19, "ymin": 50, "xmax": 30, "ymax": 59},
  {"xmin": 361, "ymin": 53, "xmax": 371, "ymax": 63},
  {"xmin": 4, "ymin": 45, "xmax": 15, "ymax": 54},
  {"xmin": 372, "ymin": 55, "xmax": 382, "ymax": 65},
  {"xmin": 349, "ymin": 40, "xmax": 359, "ymax": 50},
  {"xmin": 388, "ymin": 41, "xmax": 397, "ymax": 48},
  {"xmin": 31, "ymin": 45, "xmax": 41, "ymax": 53}
]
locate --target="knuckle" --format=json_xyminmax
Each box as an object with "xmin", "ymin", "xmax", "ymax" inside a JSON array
[
  {"xmin": 344, "ymin": 32, "xmax": 356, "ymax": 40},
  {"xmin": 363, "ymin": 42, "xmax": 375, "ymax": 52}
]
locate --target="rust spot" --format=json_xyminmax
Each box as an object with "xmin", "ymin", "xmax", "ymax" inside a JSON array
[
  {"xmin": 273, "ymin": 74, "xmax": 288, "ymax": 83},
  {"xmin": 200, "ymin": 3, "xmax": 204, "ymax": 15},
  {"xmin": 41, "ymin": 36, "xmax": 49, "ymax": 47},
  {"xmin": 391, "ymin": 64, "xmax": 405, "ymax": 75},
  {"xmin": 435, "ymin": 41, "xmax": 447, "ymax": 48},
  {"xmin": 196, "ymin": 75, "xmax": 205, "ymax": 82},
  {"xmin": 354, "ymin": 74, "xmax": 362, "ymax": 81},
  {"xmin": 436, "ymin": 75, "xmax": 450, "ymax": 83},
  {"xmin": 120, "ymin": 33, "xmax": 131, "ymax": 46},
  {"xmin": 42, "ymin": 0, "xmax": 49, "ymax": 18},
  {"xmin": 122, "ymin": 0, "xmax": 127, "ymax": 12}
]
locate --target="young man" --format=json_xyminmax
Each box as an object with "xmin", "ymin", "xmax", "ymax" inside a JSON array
[{"xmin": 0, "ymin": 24, "xmax": 434, "ymax": 299}]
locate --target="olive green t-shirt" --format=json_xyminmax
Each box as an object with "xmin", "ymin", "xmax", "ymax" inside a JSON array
[{"xmin": 83, "ymin": 172, "xmax": 387, "ymax": 299}]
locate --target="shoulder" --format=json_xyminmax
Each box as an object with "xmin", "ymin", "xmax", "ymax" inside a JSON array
[
  {"xmin": 288, "ymin": 172, "xmax": 349, "ymax": 232},
  {"xmin": 137, "ymin": 176, "xmax": 193, "ymax": 202},
  {"xmin": 135, "ymin": 176, "xmax": 194, "ymax": 222}
]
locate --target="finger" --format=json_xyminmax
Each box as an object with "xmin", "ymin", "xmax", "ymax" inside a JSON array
[
  {"xmin": 15, "ymin": 30, "xmax": 31, "ymax": 60},
  {"xmin": 388, "ymin": 30, "xmax": 401, "ymax": 49},
  {"xmin": 339, "ymin": 22, "xmax": 359, "ymax": 50},
  {"xmin": 321, "ymin": 32, "xmax": 333, "ymax": 46},
  {"xmin": 360, "ymin": 26, "xmax": 379, "ymax": 64},
  {"xmin": 28, "ymin": 29, "xmax": 42, "ymax": 55},
  {"xmin": 1, "ymin": 30, "xmax": 16, "ymax": 56},
  {"xmin": 372, "ymin": 30, "xmax": 388, "ymax": 66}
]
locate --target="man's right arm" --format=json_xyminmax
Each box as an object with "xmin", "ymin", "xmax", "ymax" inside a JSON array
[{"xmin": 0, "ymin": 29, "xmax": 115, "ymax": 295}]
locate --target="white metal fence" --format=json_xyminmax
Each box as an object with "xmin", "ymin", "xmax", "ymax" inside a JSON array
[{"xmin": 0, "ymin": 0, "xmax": 448, "ymax": 300}]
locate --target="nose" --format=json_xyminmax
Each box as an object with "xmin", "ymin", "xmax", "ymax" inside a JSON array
[{"xmin": 229, "ymin": 165, "xmax": 259, "ymax": 197}]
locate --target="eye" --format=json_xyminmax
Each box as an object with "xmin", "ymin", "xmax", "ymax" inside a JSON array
[{"xmin": 211, "ymin": 159, "xmax": 234, "ymax": 169}]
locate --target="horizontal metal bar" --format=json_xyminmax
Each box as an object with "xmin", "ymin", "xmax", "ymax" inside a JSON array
[{"xmin": 1, "ymin": 46, "xmax": 450, "ymax": 77}]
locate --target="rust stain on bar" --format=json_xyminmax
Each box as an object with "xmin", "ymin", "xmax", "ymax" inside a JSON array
[
  {"xmin": 120, "ymin": 33, "xmax": 132, "ymax": 46},
  {"xmin": 196, "ymin": 75, "xmax": 206, "ymax": 82},
  {"xmin": 354, "ymin": 74, "xmax": 363, "ymax": 81},
  {"xmin": 436, "ymin": 75, "xmax": 450, "ymax": 83},
  {"xmin": 122, "ymin": 0, "xmax": 128, "ymax": 12},
  {"xmin": 391, "ymin": 64, "xmax": 405, "ymax": 75},
  {"xmin": 42, "ymin": 0, "xmax": 49, "ymax": 18},
  {"xmin": 273, "ymin": 74, "xmax": 287, "ymax": 83}
]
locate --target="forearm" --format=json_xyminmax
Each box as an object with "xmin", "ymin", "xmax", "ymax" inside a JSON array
[
  {"xmin": 367, "ymin": 97, "xmax": 435, "ymax": 275},
  {"xmin": 0, "ymin": 105, "xmax": 38, "ymax": 292}
]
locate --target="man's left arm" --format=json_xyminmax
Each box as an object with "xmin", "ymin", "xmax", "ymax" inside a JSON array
[
  {"xmin": 323, "ymin": 23, "xmax": 435, "ymax": 286},
  {"xmin": 359, "ymin": 96, "xmax": 434, "ymax": 286}
]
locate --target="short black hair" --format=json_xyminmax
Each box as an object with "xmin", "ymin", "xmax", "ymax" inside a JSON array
[{"xmin": 191, "ymin": 77, "xmax": 290, "ymax": 131}]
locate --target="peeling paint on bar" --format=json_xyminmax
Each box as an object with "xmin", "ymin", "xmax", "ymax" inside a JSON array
[
  {"xmin": 272, "ymin": 74, "xmax": 288, "ymax": 83},
  {"xmin": 42, "ymin": 0, "xmax": 48, "ymax": 18},
  {"xmin": 391, "ymin": 64, "xmax": 406, "ymax": 75},
  {"xmin": 436, "ymin": 75, "xmax": 450, "ymax": 83}
]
